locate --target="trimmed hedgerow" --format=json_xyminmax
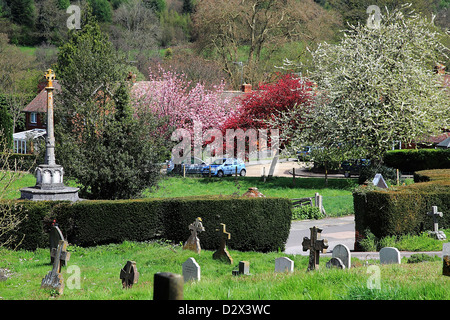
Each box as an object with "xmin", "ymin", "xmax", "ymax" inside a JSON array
[
  {"xmin": 353, "ymin": 169, "xmax": 450, "ymax": 249},
  {"xmin": 2, "ymin": 196, "xmax": 292, "ymax": 253},
  {"xmin": 383, "ymin": 148, "xmax": 450, "ymax": 173}
]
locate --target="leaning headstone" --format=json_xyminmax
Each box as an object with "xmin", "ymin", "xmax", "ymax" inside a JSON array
[
  {"xmin": 233, "ymin": 261, "xmax": 250, "ymax": 276},
  {"xmin": 379, "ymin": 247, "xmax": 401, "ymax": 264},
  {"xmin": 153, "ymin": 272, "xmax": 183, "ymax": 300},
  {"xmin": 183, "ymin": 217, "xmax": 205, "ymax": 254},
  {"xmin": 212, "ymin": 223, "xmax": 233, "ymax": 264},
  {"xmin": 372, "ymin": 174, "xmax": 388, "ymax": 189},
  {"xmin": 182, "ymin": 257, "xmax": 200, "ymax": 282},
  {"xmin": 49, "ymin": 224, "xmax": 69, "ymax": 265},
  {"xmin": 326, "ymin": 257, "xmax": 345, "ymax": 269},
  {"xmin": 443, "ymin": 242, "xmax": 450, "ymax": 277},
  {"xmin": 41, "ymin": 240, "xmax": 67, "ymax": 294},
  {"xmin": 332, "ymin": 244, "xmax": 351, "ymax": 269},
  {"xmin": 120, "ymin": 261, "xmax": 139, "ymax": 288},
  {"xmin": 275, "ymin": 257, "xmax": 294, "ymax": 273}
]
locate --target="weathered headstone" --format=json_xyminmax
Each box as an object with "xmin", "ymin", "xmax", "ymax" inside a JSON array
[
  {"xmin": 372, "ymin": 173, "xmax": 388, "ymax": 189},
  {"xmin": 332, "ymin": 244, "xmax": 351, "ymax": 269},
  {"xmin": 50, "ymin": 225, "xmax": 70, "ymax": 266},
  {"xmin": 182, "ymin": 257, "xmax": 200, "ymax": 282},
  {"xmin": 212, "ymin": 223, "xmax": 233, "ymax": 264},
  {"xmin": 326, "ymin": 257, "xmax": 345, "ymax": 269},
  {"xmin": 153, "ymin": 272, "xmax": 183, "ymax": 300},
  {"xmin": 41, "ymin": 240, "xmax": 67, "ymax": 294},
  {"xmin": 183, "ymin": 217, "xmax": 205, "ymax": 254},
  {"xmin": 443, "ymin": 242, "xmax": 450, "ymax": 277},
  {"xmin": 275, "ymin": 257, "xmax": 294, "ymax": 273},
  {"xmin": 427, "ymin": 206, "xmax": 446, "ymax": 240},
  {"xmin": 302, "ymin": 226, "xmax": 328, "ymax": 271},
  {"xmin": 379, "ymin": 247, "xmax": 401, "ymax": 264},
  {"xmin": 0, "ymin": 269, "xmax": 7, "ymax": 282},
  {"xmin": 233, "ymin": 261, "xmax": 250, "ymax": 276},
  {"xmin": 120, "ymin": 261, "xmax": 139, "ymax": 288}
]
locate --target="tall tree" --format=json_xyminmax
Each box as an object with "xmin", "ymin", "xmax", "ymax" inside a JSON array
[{"xmin": 55, "ymin": 8, "xmax": 163, "ymax": 199}]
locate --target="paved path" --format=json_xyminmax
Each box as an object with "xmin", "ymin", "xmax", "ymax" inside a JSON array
[{"xmin": 284, "ymin": 215, "xmax": 443, "ymax": 259}]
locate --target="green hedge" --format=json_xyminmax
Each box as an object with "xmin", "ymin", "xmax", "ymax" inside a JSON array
[
  {"xmin": 2, "ymin": 196, "xmax": 292, "ymax": 253},
  {"xmin": 353, "ymin": 169, "xmax": 450, "ymax": 248},
  {"xmin": 383, "ymin": 149, "xmax": 450, "ymax": 172}
]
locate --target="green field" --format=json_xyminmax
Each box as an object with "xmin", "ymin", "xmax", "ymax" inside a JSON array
[
  {"xmin": 2, "ymin": 173, "xmax": 357, "ymax": 216},
  {"xmin": 0, "ymin": 241, "xmax": 448, "ymax": 300}
]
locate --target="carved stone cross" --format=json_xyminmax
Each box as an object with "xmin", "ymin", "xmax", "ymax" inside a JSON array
[
  {"xmin": 213, "ymin": 223, "xmax": 233, "ymax": 264},
  {"xmin": 427, "ymin": 206, "xmax": 446, "ymax": 240},
  {"xmin": 50, "ymin": 225, "xmax": 70, "ymax": 266},
  {"xmin": 183, "ymin": 217, "xmax": 205, "ymax": 254},
  {"xmin": 302, "ymin": 226, "xmax": 328, "ymax": 271},
  {"xmin": 120, "ymin": 261, "xmax": 139, "ymax": 289},
  {"xmin": 41, "ymin": 240, "xmax": 67, "ymax": 294}
]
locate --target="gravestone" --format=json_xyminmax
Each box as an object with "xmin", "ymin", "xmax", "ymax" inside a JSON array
[
  {"xmin": 443, "ymin": 242, "xmax": 450, "ymax": 277},
  {"xmin": 427, "ymin": 206, "xmax": 446, "ymax": 240},
  {"xmin": 326, "ymin": 257, "xmax": 345, "ymax": 269},
  {"xmin": 183, "ymin": 217, "xmax": 205, "ymax": 254},
  {"xmin": 120, "ymin": 261, "xmax": 139, "ymax": 288},
  {"xmin": 182, "ymin": 257, "xmax": 200, "ymax": 282},
  {"xmin": 379, "ymin": 247, "xmax": 401, "ymax": 264},
  {"xmin": 233, "ymin": 261, "xmax": 250, "ymax": 276},
  {"xmin": 275, "ymin": 257, "xmax": 294, "ymax": 273},
  {"xmin": 50, "ymin": 225, "xmax": 70, "ymax": 266},
  {"xmin": 41, "ymin": 240, "xmax": 67, "ymax": 294},
  {"xmin": 0, "ymin": 269, "xmax": 7, "ymax": 282},
  {"xmin": 302, "ymin": 226, "xmax": 328, "ymax": 271},
  {"xmin": 372, "ymin": 174, "xmax": 388, "ymax": 189},
  {"xmin": 332, "ymin": 244, "xmax": 351, "ymax": 269},
  {"xmin": 212, "ymin": 223, "xmax": 233, "ymax": 264},
  {"xmin": 153, "ymin": 272, "xmax": 183, "ymax": 300}
]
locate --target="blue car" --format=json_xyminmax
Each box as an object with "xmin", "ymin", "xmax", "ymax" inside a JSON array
[{"xmin": 202, "ymin": 158, "xmax": 246, "ymax": 177}]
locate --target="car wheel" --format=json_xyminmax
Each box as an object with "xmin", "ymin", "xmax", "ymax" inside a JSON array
[
  {"xmin": 240, "ymin": 169, "xmax": 246, "ymax": 176},
  {"xmin": 217, "ymin": 170, "xmax": 224, "ymax": 178}
]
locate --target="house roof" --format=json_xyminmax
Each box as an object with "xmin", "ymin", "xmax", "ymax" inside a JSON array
[{"xmin": 23, "ymin": 81, "xmax": 61, "ymax": 113}]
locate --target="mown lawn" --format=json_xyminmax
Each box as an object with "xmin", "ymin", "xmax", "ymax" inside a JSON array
[{"xmin": 0, "ymin": 241, "xmax": 448, "ymax": 300}]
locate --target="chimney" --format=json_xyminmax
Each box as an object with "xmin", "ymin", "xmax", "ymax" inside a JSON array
[{"xmin": 241, "ymin": 83, "xmax": 252, "ymax": 93}]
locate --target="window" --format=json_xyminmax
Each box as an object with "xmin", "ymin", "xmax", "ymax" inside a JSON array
[{"xmin": 30, "ymin": 112, "xmax": 37, "ymax": 124}]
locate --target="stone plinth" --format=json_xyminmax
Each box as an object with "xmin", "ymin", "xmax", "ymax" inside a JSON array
[{"xmin": 20, "ymin": 186, "xmax": 80, "ymax": 201}]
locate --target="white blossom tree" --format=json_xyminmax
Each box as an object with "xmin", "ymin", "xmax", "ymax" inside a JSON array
[{"xmin": 276, "ymin": 4, "xmax": 450, "ymax": 163}]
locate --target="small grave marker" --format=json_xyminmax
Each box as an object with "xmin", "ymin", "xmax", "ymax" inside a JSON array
[
  {"xmin": 212, "ymin": 223, "xmax": 233, "ymax": 264},
  {"xmin": 275, "ymin": 257, "xmax": 294, "ymax": 273},
  {"xmin": 332, "ymin": 244, "xmax": 351, "ymax": 269},
  {"xmin": 182, "ymin": 258, "xmax": 200, "ymax": 282},
  {"xmin": 233, "ymin": 261, "xmax": 250, "ymax": 276},
  {"xmin": 379, "ymin": 247, "xmax": 401, "ymax": 264},
  {"xmin": 49, "ymin": 224, "xmax": 70, "ymax": 266},
  {"xmin": 443, "ymin": 243, "xmax": 450, "ymax": 277},
  {"xmin": 41, "ymin": 240, "xmax": 67, "ymax": 294},
  {"xmin": 326, "ymin": 257, "xmax": 345, "ymax": 269},
  {"xmin": 153, "ymin": 272, "xmax": 183, "ymax": 300},
  {"xmin": 302, "ymin": 226, "xmax": 328, "ymax": 271},
  {"xmin": 183, "ymin": 217, "xmax": 205, "ymax": 254},
  {"xmin": 372, "ymin": 173, "xmax": 388, "ymax": 189},
  {"xmin": 120, "ymin": 261, "xmax": 139, "ymax": 288},
  {"xmin": 427, "ymin": 206, "xmax": 446, "ymax": 240}
]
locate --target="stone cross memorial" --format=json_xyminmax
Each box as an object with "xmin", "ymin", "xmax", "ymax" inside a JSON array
[
  {"xmin": 182, "ymin": 257, "xmax": 200, "ymax": 282},
  {"xmin": 41, "ymin": 240, "xmax": 68, "ymax": 294},
  {"xmin": 183, "ymin": 217, "xmax": 205, "ymax": 254},
  {"xmin": 49, "ymin": 224, "xmax": 70, "ymax": 266},
  {"xmin": 212, "ymin": 223, "xmax": 233, "ymax": 264},
  {"xmin": 427, "ymin": 206, "xmax": 446, "ymax": 240},
  {"xmin": 302, "ymin": 226, "xmax": 328, "ymax": 271},
  {"xmin": 120, "ymin": 261, "xmax": 139, "ymax": 289}
]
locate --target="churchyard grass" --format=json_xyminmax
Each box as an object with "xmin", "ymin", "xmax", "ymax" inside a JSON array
[{"xmin": 1, "ymin": 240, "xmax": 449, "ymax": 300}]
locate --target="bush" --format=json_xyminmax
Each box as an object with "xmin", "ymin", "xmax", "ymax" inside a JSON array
[
  {"xmin": 2, "ymin": 196, "xmax": 293, "ymax": 253},
  {"xmin": 383, "ymin": 149, "xmax": 450, "ymax": 173},
  {"xmin": 292, "ymin": 206, "xmax": 323, "ymax": 220},
  {"xmin": 358, "ymin": 164, "xmax": 398, "ymax": 184},
  {"xmin": 353, "ymin": 169, "xmax": 450, "ymax": 249}
]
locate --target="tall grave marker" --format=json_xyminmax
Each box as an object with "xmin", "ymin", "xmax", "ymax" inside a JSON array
[{"xmin": 302, "ymin": 226, "xmax": 328, "ymax": 271}]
